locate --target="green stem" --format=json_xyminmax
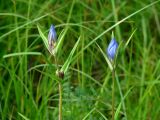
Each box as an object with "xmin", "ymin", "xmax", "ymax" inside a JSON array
[
  {"xmin": 58, "ymin": 82, "xmax": 62, "ymax": 120},
  {"xmin": 54, "ymin": 55, "xmax": 62, "ymax": 120},
  {"xmin": 112, "ymin": 69, "xmax": 115, "ymax": 120}
]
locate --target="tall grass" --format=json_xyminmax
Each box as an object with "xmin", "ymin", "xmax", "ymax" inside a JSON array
[{"xmin": 0, "ymin": 0, "xmax": 160, "ymax": 119}]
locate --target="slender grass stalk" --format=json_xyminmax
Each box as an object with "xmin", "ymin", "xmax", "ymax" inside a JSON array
[
  {"xmin": 112, "ymin": 68, "xmax": 115, "ymax": 120},
  {"xmin": 57, "ymin": 71, "xmax": 63, "ymax": 120},
  {"xmin": 111, "ymin": 0, "xmax": 122, "ymax": 41},
  {"xmin": 58, "ymin": 82, "xmax": 62, "ymax": 120},
  {"xmin": 54, "ymin": 56, "xmax": 63, "ymax": 120}
]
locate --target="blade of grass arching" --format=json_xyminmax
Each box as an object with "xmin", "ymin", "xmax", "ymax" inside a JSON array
[
  {"xmin": 124, "ymin": 29, "xmax": 137, "ymax": 49},
  {"xmin": 96, "ymin": 43, "xmax": 113, "ymax": 71},
  {"xmin": 134, "ymin": 74, "xmax": 160, "ymax": 119},
  {"xmin": 0, "ymin": 14, "xmax": 48, "ymax": 42},
  {"xmin": 2, "ymin": 59, "xmax": 23, "ymax": 119},
  {"xmin": 60, "ymin": 36, "xmax": 81, "ymax": 73},
  {"xmin": 116, "ymin": 29, "xmax": 136, "ymax": 120},
  {"xmin": 12, "ymin": 3, "xmax": 25, "ymax": 116},
  {"xmin": 0, "ymin": 13, "xmax": 28, "ymax": 20},
  {"xmin": 111, "ymin": 0, "xmax": 122, "ymax": 41},
  {"xmin": 98, "ymin": 1, "xmax": 126, "ymax": 27},
  {"xmin": 126, "ymin": 30, "xmax": 134, "ymax": 114},
  {"xmin": 55, "ymin": 29, "xmax": 65, "ymax": 55},
  {"xmin": 140, "ymin": 75, "xmax": 160, "ymax": 103},
  {"xmin": 115, "ymin": 87, "xmax": 133, "ymax": 120},
  {"xmin": 138, "ymin": 17, "xmax": 148, "ymax": 120},
  {"xmin": 70, "ymin": 67, "xmax": 102, "ymax": 87},
  {"xmin": 3, "ymin": 52, "xmax": 42, "ymax": 58},
  {"xmin": 37, "ymin": 24, "xmax": 49, "ymax": 51},
  {"xmin": 152, "ymin": 60, "xmax": 160, "ymax": 78},
  {"xmin": 79, "ymin": 1, "xmax": 98, "ymax": 15},
  {"xmin": 35, "ymin": 3, "xmax": 69, "ymax": 24},
  {"xmin": 71, "ymin": 1, "xmax": 159, "ymax": 64},
  {"xmin": 95, "ymin": 109, "xmax": 108, "ymax": 120},
  {"xmin": 82, "ymin": 108, "xmax": 96, "ymax": 120},
  {"xmin": 4, "ymin": 56, "xmax": 38, "ymax": 116},
  {"xmin": 73, "ymin": 0, "xmax": 160, "ymax": 59},
  {"xmin": 16, "ymin": 73, "xmax": 38, "ymax": 113},
  {"xmin": 18, "ymin": 112, "xmax": 30, "ymax": 120},
  {"xmin": 94, "ymin": 43, "xmax": 113, "ymax": 108},
  {"xmin": 55, "ymin": 0, "xmax": 75, "ymax": 56},
  {"xmin": 27, "ymin": 64, "xmax": 57, "ymax": 72},
  {"xmin": 152, "ymin": 5, "xmax": 160, "ymax": 35},
  {"xmin": 31, "ymin": 68, "xmax": 59, "ymax": 83},
  {"xmin": 0, "ymin": 65, "xmax": 13, "ymax": 120},
  {"xmin": 57, "ymin": 23, "xmax": 95, "ymax": 34},
  {"xmin": 27, "ymin": 64, "xmax": 103, "ymax": 87}
]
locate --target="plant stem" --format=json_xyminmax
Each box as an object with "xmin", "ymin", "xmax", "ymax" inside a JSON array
[
  {"xmin": 112, "ymin": 69, "xmax": 115, "ymax": 120},
  {"xmin": 58, "ymin": 82, "xmax": 62, "ymax": 120},
  {"xmin": 54, "ymin": 56, "xmax": 63, "ymax": 120}
]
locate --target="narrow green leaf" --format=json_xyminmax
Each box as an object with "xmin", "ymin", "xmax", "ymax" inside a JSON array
[
  {"xmin": 37, "ymin": 24, "xmax": 50, "ymax": 52},
  {"xmin": 82, "ymin": 0, "xmax": 160, "ymax": 53},
  {"xmin": 96, "ymin": 109, "xmax": 108, "ymax": 120},
  {"xmin": 18, "ymin": 112, "xmax": 30, "ymax": 120},
  {"xmin": 115, "ymin": 87, "xmax": 133, "ymax": 120},
  {"xmin": 54, "ymin": 29, "xmax": 65, "ymax": 55},
  {"xmin": 124, "ymin": 29, "xmax": 137, "ymax": 48},
  {"xmin": 96, "ymin": 43, "xmax": 113, "ymax": 71},
  {"xmin": 61, "ymin": 36, "xmax": 81, "ymax": 73},
  {"xmin": 0, "ymin": 14, "xmax": 48, "ymax": 42},
  {"xmin": 3, "ymin": 52, "xmax": 42, "ymax": 58},
  {"xmin": 82, "ymin": 108, "xmax": 96, "ymax": 120}
]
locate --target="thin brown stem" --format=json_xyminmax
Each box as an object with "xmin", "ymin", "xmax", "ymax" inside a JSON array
[
  {"xmin": 54, "ymin": 54, "xmax": 63, "ymax": 120},
  {"xmin": 58, "ymin": 82, "xmax": 62, "ymax": 120},
  {"xmin": 112, "ymin": 69, "xmax": 115, "ymax": 120}
]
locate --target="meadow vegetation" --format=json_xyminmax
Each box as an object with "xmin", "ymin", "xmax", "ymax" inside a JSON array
[{"xmin": 0, "ymin": 0, "xmax": 160, "ymax": 119}]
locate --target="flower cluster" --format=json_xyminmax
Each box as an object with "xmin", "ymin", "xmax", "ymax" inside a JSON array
[{"xmin": 48, "ymin": 24, "xmax": 118, "ymax": 66}]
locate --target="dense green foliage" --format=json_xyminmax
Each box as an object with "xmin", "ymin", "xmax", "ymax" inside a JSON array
[{"xmin": 0, "ymin": 0, "xmax": 160, "ymax": 119}]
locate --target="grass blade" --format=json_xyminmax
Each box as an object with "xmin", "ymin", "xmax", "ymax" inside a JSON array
[
  {"xmin": 37, "ymin": 24, "xmax": 50, "ymax": 52},
  {"xmin": 3, "ymin": 52, "xmax": 42, "ymax": 58},
  {"xmin": 115, "ymin": 87, "xmax": 133, "ymax": 120},
  {"xmin": 18, "ymin": 112, "xmax": 30, "ymax": 120},
  {"xmin": 96, "ymin": 43, "xmax": 113, "ymax": 71},
  {"xmin": 84, "ymin": 0, "xmax": 160, "ymax": 51},
  {"xmin": 61, "ymin": 36, "xmax": 81, "ymax": 73},
  {"xmin": 124, "ymin": 29, "xmax": 137, "ymax": 48},
  {"xmin": 82, "ymin": 108, "xmax": 95, "ymax": 120}
]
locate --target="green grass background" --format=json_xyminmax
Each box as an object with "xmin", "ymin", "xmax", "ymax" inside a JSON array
[{"xmin": 0, "ymin": 0, "xmax": 160, "ymax": 119}]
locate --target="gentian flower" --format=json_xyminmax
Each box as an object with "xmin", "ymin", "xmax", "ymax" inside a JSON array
[
  {"xmin": 107, "ymin": 38, "xmax": 118, "ymax": 60},
  {"xmin": 48, "ymin": 24, "xmax": 57, "ymax": 51}
]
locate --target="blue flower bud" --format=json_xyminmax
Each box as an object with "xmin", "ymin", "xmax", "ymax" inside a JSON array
[
  {"xmin": 48, "ymin": 24, "xmax": 57, "ymax": 50},
  {"xmin": 107, "ymin": 38, "xmax": 118, "ymax": 60}
]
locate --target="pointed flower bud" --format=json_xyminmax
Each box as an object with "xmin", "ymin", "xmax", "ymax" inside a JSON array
[
  {"xmin": 48, "ymin": 24, "xmax": 57, "ymax": 51},
  {"xmin": 107, "ymin": 38, "xmax": 118, "ymax": 60}
]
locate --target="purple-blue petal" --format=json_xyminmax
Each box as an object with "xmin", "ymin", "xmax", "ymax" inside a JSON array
[
  {"xmin": 49, "ymin": 24, "xmax": 56, "ymax": 41},
  {"xmin": 48, "ymin": 24, "xmax": 57, "ymax": 50},
  {"xmin": 107, "ymin": 38, "xmax": 118, "ymax": 60}
]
